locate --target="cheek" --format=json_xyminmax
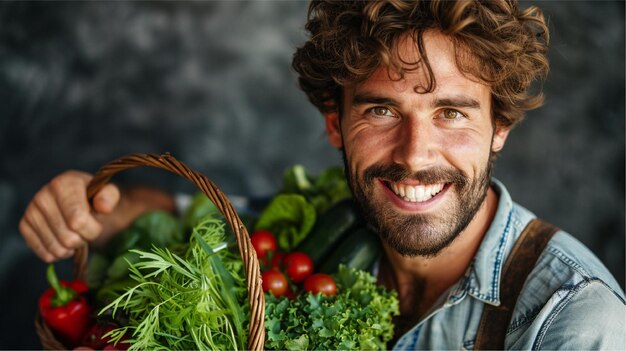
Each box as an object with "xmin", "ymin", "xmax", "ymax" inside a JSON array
[
  {"xmin": 344, "ymin": 126, "xmax": 396, "ymax": 169},
  {"xmin": 439, "ymin": 131, "xmax": 493, "ymax": 168}
]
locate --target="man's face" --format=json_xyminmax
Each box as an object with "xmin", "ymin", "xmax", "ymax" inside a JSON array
[{"xmin": 324, "ymin": 31, "xmax": 509, "ymax": 257}]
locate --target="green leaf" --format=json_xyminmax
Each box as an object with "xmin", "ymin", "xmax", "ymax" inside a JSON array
[
  {"xmin": 314, "ymin": 167, "xmax": 352, "ymax": 210},
  {"xmin": 183, "ymin": 193, "xmax": 220, "ymax": 231},
  {"xmin": 106, "ymin": 251, "xmax": 141, "ymax": 282},
  {"xmin": 88, "ymin": 253, "xmax": 110, "ymax": 288},
  {"xmin": 101, "ymin": 216, "xmax": 248, "ymax": 351},
  {"xmin": 263, "ymin": 265, "xmax": 399, "ymax": 350},
  {"xmin": 285, "ymin": 334, "xmax": 309, "ymax": 351},
  {"xmin": 279, "ymin": 165, "xmax": 351, "ymax": 215},
  {"xmin": 105, "ymin": 227, "xmax": 142, "ymax": 257},
  {"xmin": 193, "ymin": 230, "xmax": 246, "ymax": 351},
  {"xmin": 106, "ymin": 211, "xmax": 183, "ymax": 259},
  {"xmin": 254, "ymin": 194, "xmax": 316, "ymax": 251},
  {"xmin": 136, "ymin": 211, "xmax": 184, "ymax": 248},
  {"xmin": 282, "ymin": 164, "xmax": 313, "ymax": 193}
]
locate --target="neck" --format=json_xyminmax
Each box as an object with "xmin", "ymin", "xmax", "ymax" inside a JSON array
[{"xmin": 379, "ymin": 186, "xmax": 499, "ymax": 321}]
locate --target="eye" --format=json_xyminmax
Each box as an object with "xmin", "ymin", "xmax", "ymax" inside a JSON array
[
  {"xmin": 440, "ymin": 109, "xmax": 465, "ymax": 121},
  {"xmin": 367, "ymin": 106, "xmax": 396, "ymax": 118}
]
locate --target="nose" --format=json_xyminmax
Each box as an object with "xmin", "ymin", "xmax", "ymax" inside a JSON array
[{"xmin": 392, "ymin": 117, "xmax": 438, "ymax": 171}]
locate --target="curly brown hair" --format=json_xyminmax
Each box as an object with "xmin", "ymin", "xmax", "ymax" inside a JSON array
[{"xmin": 292, "ymin": 0, "xmax": 550, "ymax": 129}]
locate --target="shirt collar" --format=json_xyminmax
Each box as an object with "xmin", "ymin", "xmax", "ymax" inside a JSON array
[{"xmin": 448, "ymin": 179, "xmax": 515, "ymax": 306}]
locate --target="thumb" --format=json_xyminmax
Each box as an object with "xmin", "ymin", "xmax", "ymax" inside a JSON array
[{"xmin": 92, "ymin": 183, "xmax": 121, "ymax": 214}]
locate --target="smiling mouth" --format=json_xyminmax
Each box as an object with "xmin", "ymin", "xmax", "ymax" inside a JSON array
[{"xmin": 384, "ymin": 181, "xmax": 447, "ymax": 203}]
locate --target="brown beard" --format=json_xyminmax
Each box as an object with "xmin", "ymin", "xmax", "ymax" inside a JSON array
[{"xmin": 343, "ymin": 155, "xmax": 493, "ymax": 257}]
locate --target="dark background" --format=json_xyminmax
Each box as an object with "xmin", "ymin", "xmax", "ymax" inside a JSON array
[{"xmin": 0, "ymin": 1, "xmax": 623, "ymax": 348}]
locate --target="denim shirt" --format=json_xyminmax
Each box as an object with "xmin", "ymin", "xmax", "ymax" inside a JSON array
[{"xmin": 392, "ymin": 179, "xmax": 626, "ymax": 350}]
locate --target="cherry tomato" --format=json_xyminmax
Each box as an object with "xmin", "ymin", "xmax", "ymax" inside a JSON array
[
  {"xmin": 304, "ymin": 273, "xmax": 337, "ymax": 296},
  {"xmin": 262, "ymin": 270, "xmax": 289, "ymax": 297},
  {"xmin": 283, "ymin": 252, "xmax": 314, "ymax": 283},
  {"xmin": 271, "ymin": 252, "xmax": 286, "ymax": 270},
  {"xmin": 250, "ymin": 230, "xmax": 277, "ymax": 259}
]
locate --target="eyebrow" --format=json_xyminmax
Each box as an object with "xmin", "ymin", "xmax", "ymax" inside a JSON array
[
  {"xmin": 351, "ymin": 92, "xmax": 482, "ymax": 110},
  {"xmin": 351, "ymin": 93, "xmax": 400, "ymax": 107},
  {"xmin": 434, "ymin": 96, "xmax": 482, "ymax": 110}
]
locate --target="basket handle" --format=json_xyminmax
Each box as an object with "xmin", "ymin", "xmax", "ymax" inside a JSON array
[{"xmin": 81, "ymin": 152, "xmax": 265, "ymax": 351}]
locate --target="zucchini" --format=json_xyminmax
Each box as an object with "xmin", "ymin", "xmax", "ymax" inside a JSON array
[
  {"xmin": 296, "ymin": 198, "xmax": 360, "ymax": 265},
  {"xmin": 318, "ymin": 226, "xmax": 382, "ymax": 274}
]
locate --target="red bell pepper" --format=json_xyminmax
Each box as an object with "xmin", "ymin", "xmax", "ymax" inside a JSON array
[{"xmin": 39, "ymin": 264, "xmax": 92, "ymax": 346}]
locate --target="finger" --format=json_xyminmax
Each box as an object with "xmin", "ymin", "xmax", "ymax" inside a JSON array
[
  {"xmin": 29, "ymin": 203, "xmax": 74, "ymax": 259},
  {"xmin": 92, "ymin": 183, "xmax": 121, "ymax": 214},
  {"xmin": 19, "ymin": 217, "xmax": 55, "ymax": 263},
  {"xmin": 22, "ymin": 202, "xmax": 74, "ymax": 260},
  {"xmin": 36, "ymin": 187, "xmax": 85, "ymax": 250},
  {"xmin": 50, "ymin": 171, "xmax": 102, "ymax": 241}
]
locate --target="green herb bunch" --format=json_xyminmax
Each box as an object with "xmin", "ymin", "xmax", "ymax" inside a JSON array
[
  {"xmin": 281, "ymin": 165, "xmax": 352, "ymax": 215},
  {"xmin": 101, "ymin": 217, "xmax": 248, "ymax": 350},
  {"xmin": 264, "ymin": 265, "xmax": 399, "ymax": 351}
]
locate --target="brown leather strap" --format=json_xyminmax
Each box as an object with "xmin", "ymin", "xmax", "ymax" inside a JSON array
[{"xmin": 474, "ymin": 219, "xmax": 559, "ymax": 350}]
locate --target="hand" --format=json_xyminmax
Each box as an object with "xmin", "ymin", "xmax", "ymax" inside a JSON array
[{"xmin": 19, "ymin": 170, "xmax": 120, "ymax": 262}]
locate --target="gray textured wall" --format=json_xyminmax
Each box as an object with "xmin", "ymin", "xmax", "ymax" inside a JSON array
[{"xmin": 0, "ymin": 1, "xmax": 623, "ymax": 348}]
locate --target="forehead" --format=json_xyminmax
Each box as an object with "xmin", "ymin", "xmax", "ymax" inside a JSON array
[{"xmin": 351, "ymin": 31, "xmax": 489, "ymax": 98}]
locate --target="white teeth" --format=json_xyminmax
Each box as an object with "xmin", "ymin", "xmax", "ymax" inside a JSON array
[
  {"xmin": 389, "ymin": 182, "xmax": 445, "ymax": 203},
  {"xmin": 431, "ymin": 188, "xmax": 438, "ymax": 197},
  {"xmin": 406, "ymin": 186, "xmax": 415, "ymax": 199},
  {"xmin": 391, "ymin": 183, "xmax": 405, "ymax": 198},
  {"xmin": 416, "ymin": 186, "xmax": 425, "ymax": 199}
]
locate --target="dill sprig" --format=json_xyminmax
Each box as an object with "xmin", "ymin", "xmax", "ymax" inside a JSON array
[{"xmin": 100, "ymin": 217, "xmax": 248, "ymax": 350}]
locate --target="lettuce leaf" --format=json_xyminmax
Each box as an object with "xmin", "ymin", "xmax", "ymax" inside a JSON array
[{"xmin": 254, "ymin": 194, "xmax": 316, "ymax": 251}]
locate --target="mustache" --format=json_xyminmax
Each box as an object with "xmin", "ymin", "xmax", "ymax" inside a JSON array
[{"xmin": 363, "ymin": 163, "xmax": 469, "ymax": 188}]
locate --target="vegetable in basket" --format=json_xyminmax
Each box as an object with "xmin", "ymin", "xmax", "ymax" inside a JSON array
[
  {"xmin": 281, "ymin": 164, "xmax": 352, "ymax": 215},
  {"xmin": 39, "ymin": 264, "xmax": 92, "ymax": 347},
  {"xmin": 80, "ymin": 321, "xmax": 129, "ymax": 350},
  {"xmin": 88, "ymin": 210, "xmax": 195, "ymax": 308},
  {"xmin": 254, "ymin": 164, "xmax": 352, "ymax": 253},
  {"xmin": 250, "ymin": 229, "xmax": 278, "ymax": 261},
  {"xmin": 295, "ymin": 198, "xmax": 361, "ymax": 266},
  {"xmin": 254, "ymin": 193, "xmax": 316, "ymax": 252},
  {"xmin": 264, "ymin": 265, "xmax": 399, "ymax": 351},
  {"xmin": 100, "ymin": 216, "xmax": 248, "ymax": 351},
  {"xmin": 182, "ymin": 192, "xmax": 220, "ymax": 231},
  {"xmin": 248, "ymin": 224, "xmax": 397, "ymax": 350},
  {"xmin": 88, "ymin": 162, "xmax": 395, "ymax": 350}
]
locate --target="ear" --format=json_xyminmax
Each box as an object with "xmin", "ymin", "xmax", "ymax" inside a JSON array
[
  {"xmin": 491, "ymin": 126, "xmax": 510, "ymax": 152},
  {"xmin": 324, "ymin": 110, "xmax": 343, "ymax": 148}
]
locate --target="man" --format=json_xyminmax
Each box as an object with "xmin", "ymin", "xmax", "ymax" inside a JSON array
[{"xmin": 20, "ymin": 0, "xmax": 625, "ymax": 349}]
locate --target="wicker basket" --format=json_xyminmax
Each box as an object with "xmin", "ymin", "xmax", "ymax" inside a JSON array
[{"xmin": 34, "ymin": 153, "xmax": 265, "ymax": 350}]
